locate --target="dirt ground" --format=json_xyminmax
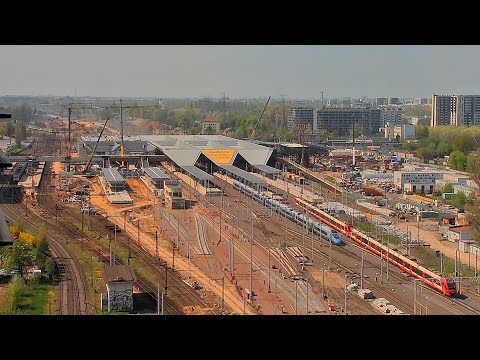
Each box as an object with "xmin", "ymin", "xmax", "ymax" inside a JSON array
[
  {"xmin": 395, "ymin": 220, "xmax": 473, "ymax": 266},
  {"xmin": 88, "ymin": 176, "xmax": 255, "ymax": 314}
]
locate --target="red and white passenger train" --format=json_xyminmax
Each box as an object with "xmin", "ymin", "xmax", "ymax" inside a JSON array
[{"xmin": 295, "ymin": 197, "xmax": 458, "ymax": 297}]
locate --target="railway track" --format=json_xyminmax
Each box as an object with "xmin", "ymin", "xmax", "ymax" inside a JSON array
[
  {"xmin": 39, "ymin": 173, "xmax": 218, "ymax": 314},
  {"xmin": 205, "ymin": 191, "xmax": 480, "ymax": 315}
]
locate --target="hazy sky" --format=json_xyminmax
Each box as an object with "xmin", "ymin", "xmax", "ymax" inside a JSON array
[{"xmin": 1, "ymin": 45, "xmax": 480, "ymax": 99}]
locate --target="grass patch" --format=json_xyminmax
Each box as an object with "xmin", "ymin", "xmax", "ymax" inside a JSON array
[{"xmin": 22, "ymin": 280, "xmax": 55, "ymax": 315}]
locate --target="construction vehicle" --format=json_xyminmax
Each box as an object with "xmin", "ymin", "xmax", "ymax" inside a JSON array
[
  {"xmin": 250, "ymin": 96, "xmax": 271, "ymax": 140},
  {"xmin": 82, "ymin": 118, "xmax": 109, "ymax": 176}
]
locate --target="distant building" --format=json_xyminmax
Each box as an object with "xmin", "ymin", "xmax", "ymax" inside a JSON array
[
  {"xmin": 316, "ymin": 107, "xmax": 382, "ymax": 136},
  {"xmin": 101, "ymin": 265, "xmax": 135, "ymax": 312},
  {"xmin": 388, "ymin": 97, "xmax": 400, "ymax": 105},
  {"xmin": 411, "ymin": 116, "xmax": 430, "ymax": 126},
  {"xmin": 380, "ymin": 106, "xmax": 403, "ymax": 126},
  {"xmin": 432, "ymin": 94, "xmax": 480, "ymax": 126},
  {"xmin": 376, "ymin": 98, "xmax": 388, "ymax": 107},
  {"xmin": 201, "ymin": 118, "xmax": 221, "ymax": 134},
  {"xmin": 414, "ymin": 97, "xmax": 429, "ymax": 105},
  {"xmin": 394, "ymin": 124, "xmax": 416, "ymax": 141},
  {"xmin": 393, "ymin": 171, "xmax": 443, "ymax": 194},
  {"xmin": 287, "ymin": 107, "xmax": 315, "ymax": 130},
  {"xmin": 447, "ymin": 226, "xmax": 476, "ymax": 243}
]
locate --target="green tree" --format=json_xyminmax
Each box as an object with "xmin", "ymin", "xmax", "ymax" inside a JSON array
[
  {"xmin": 35, "ymin": 231, "xmax": 50, "ymax": 273},
  {"xmin": 452, "ymin": 191, "xmax": 467, "ymax": 210},
  {"xmin": 5, "ymin": 276, "xmax": 26, "ymax": 314},
  {"xmin": 44, "ymin": 257, "xmax": 55, "ymax": 281},
  {"xmin": 437, "ymin": 142, "xmax": 452, "ymax": 157},
  {"xmin": 453, "ymin": 132, "xmax": 474, "ymax": 154},
  {"xmin": 448, "ymin": 150, "xmax": 467, "ymax": 171},
  {"xmin": 1, "ymin": 239, "xmax": 34, "ymax": 277},
  {"xmin": 443, "ymin": 182, "xmax": 454, "ymax": 193},
  {"xmin": 467, "ymin": 151, "xmax": 480, "ymax": 173},
  {"xmin": 416, "ymin": 147, "xmax": 434, "ymax": 162},
  {"xmin": 416, "ymin": 126, "xmax": 429, "ymax": 140},
  {"xmin": 5, "ymin": 120, "xmax": 14, "ymax": 137}
]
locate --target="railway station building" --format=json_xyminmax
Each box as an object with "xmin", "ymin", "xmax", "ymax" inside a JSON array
[{"xmin": 138, "ymin": 135, "xmax": 280, "ymax": 190}]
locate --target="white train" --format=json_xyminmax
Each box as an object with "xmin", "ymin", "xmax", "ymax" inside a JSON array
[{"xmin": 233, "ymin": 181, "xmax": 344, "ymax": 246}]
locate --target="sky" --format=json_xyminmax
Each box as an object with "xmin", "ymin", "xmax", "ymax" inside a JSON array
[{"xmin": 1, "ymin": 45, "xmax": 480, "ymax": 99}]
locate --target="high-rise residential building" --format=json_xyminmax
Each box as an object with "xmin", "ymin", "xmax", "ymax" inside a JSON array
[
  {"xmin": 380, "ymin": 106, "xmax": 403, "ymax": 126},
  {"xmin": 451, "ymin": 95, "xmax": 480, "ymax": 126},
  {"xmin": 431, "ymin": 95, "xmax": 453, "ymax": 127},
  {"xmin": 432, "ymin": 94, "xmax": 480, "ymax": 126},
  {"xmin": 287, "ymin": 107, "xmax": 315, "ymax": 130},
  {"xmin": 376, "ymin": 97, "xmax": 388, "ymax": 107},
  {"xmin": 315, "ymin": 108, "xmax": 381, "ymax": 136}
]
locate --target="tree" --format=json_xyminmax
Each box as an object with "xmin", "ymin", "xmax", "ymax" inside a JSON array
[
  {"xmin": 448, "ymin": 150, "xmax": 467, "ymax": 171},
  {"xmin": 467, "ymin": 151, "xmax": 480, "ymax": 173},
  {"xmin": 437, "ymin": 142, "xmax": 452, "ymax": 157},
  {"xmin": 35, "ymin": 234, "xmax": 50, "ymax": 273},
  {"xmin": 15, "ymin": 122, "xmax": 25, "ymax": 146},
  {"xmin": 5, "ymin": 276, "xmax": 26, "ymax": 314},
  {"xmin": 1, "ymin": 239, "xmax": 34, "ymax": 277},
  {"xmin": 44, "ymin": 257, "xmax": 55, "ymax": 281},
  {"xmin": 416, "ymin": 126, "xmax": 429, "ymax": 140},
  {"xmin": 4, "ymin": 120, "xmax": 14, "ymax": 137},
  {"xmin": 443, "ymin": 182, "xmax": 454, "ymax": 194},
  {"xmin": 452, "ymin": 191, "xmax": 467, "ymax": 210},
  {"xmin": 453, "ymin": 132, "xmax": 474, "ymax": 154},
  {"xmin": 416, "ymin": 147, "xmax": 434, "ymax": 162}
]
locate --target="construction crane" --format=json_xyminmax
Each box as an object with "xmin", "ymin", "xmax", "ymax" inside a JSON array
[
  {"xmin": 83, "ymin": 118, "xmax": 109, "ymax": 175},
  {"xmin": 297, "ymin": 125, "xmax": 306, "ymax": 165},
  {"xmin": 250, "ymin": 96, "xmax": 271, "ymax": 140}
]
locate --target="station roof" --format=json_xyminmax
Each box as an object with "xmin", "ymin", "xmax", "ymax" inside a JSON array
[
  {"xmin": 143, "ymin": 167, "xmax": 169, "ymax": 180},
  {"xmin": 102, "ymin": 167, "xmax": 124, "ymax": 184},
  {"xmin": 139, "ymin": 135, "xmax": 274, "ymax": 167},
  {"xmin": 253, "ymin": 164, "xmax": 281, "ymax": 174},
  {"xmin": 103, "ymin": 265, "xmax": 135, "ymax": 283},
  {"xmin": 219, "ymin": 165, "xmax": 266, "ymax": 185},
  {"xmin": 180, "ymin": 165, "xmax": 213, "ymax": 181}
]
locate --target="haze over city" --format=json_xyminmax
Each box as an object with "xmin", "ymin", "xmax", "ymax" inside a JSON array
[{"xmin": 2, "ymin": 45, "xmax": 480, "ymax": 99}]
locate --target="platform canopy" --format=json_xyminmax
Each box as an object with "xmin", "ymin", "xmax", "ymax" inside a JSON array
[
  {"xmin": 253, "ymin": 164, "xmax": 281, "ymax": 174},
  {"xmin": 180, "ymin": 165, "xmax": 213, "ymax": 181},
  {"xmin": 144, "ymin": 167, "xmax": 169, "ymax": 180},
  {"xmin": 102, "ymin": 167, "xmax": 124, "ymax": 184},
  {"xmin": 218, "ymin": 165, "xmax": 265, "ymax": 185}
]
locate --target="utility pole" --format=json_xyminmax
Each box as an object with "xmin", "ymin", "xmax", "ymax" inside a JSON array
[
  {"xmin": 250, "ymin": 217, "xmax": 253, "ymax": 301},
  {"xmin": 161, "ymin": 292, "xmax": 164, "ymax": 315},
  {"xmin": 268, "ymin": 248, "xmax": 271, "ymax": 292},
  {"xmin": 306, "ymin": 279, "xmax": 309, "ymax": 315},
  {"xmin": 221, "ymin": 277, "xmax": 225, "ymax": 314},
  {"xmin": 137, "ymin": 220, "xmax": 140, "ymax": 245},
  {"xmin": 157, "ymin": 283, "xmax": 160, "ymax": 315},
  {"xmin": 274, "ymin": 278, "xmax": 278, "ymax": 315},
  {"xmin": 176, "ymin": 212, "xmax": 180, "ymax": 249},
  {"xmin": 155, "ymin": 230, "xmax": 158, "ymax": 258},
  {"xmin": 360, "ymin": 250, "xmax": 364, "ymax": 289},
  {"xmin": 295, "ymin": 281, "xmax": 298, "ymax": 315}
]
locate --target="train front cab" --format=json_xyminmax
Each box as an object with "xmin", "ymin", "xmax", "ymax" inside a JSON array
[{"xmin": 440, "ymin": 278, "xmax": 458, "ymax": 297}]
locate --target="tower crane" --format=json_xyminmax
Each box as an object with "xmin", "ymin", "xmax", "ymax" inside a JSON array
[
  {"xmin": 250, "ymin": 96, "xmax": 271, "ymax": 140},
  {"xmin": 82, "ymin": 118, "xmax": 109, "ymax": 175},
  {"xmin": 64, "ymin": 101, "xmax": 162, "ymax": 169}
]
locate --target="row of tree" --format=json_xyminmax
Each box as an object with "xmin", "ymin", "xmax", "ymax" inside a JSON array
[{"xmin": 0, "ymin": 222, "xmax": 55, "ymax": 314}]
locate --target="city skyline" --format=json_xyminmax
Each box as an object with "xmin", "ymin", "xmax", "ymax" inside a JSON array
[{"xmin": 1, "ymin": 45, "xmax": 480, "ymax": 99}]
